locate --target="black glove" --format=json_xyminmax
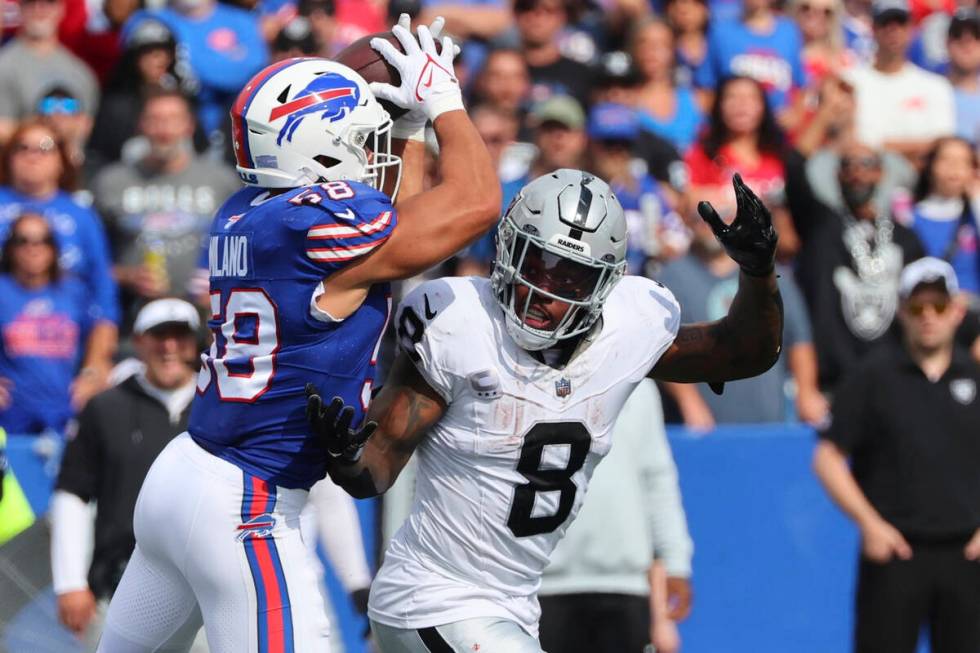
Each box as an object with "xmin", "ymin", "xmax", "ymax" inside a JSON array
[
  {"xmin": 697, "ymin": 173, "xmax": 778, "ymax": 277},
  {"xmin": 351, "ymin": 587, "xmax": 370, "ymax": 615},
  {"xmin": 305, "ymin": 383, "xmax": 377, "ymax": 464}
]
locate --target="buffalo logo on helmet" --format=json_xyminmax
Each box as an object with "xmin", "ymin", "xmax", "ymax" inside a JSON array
[{"xmin": 269, "ymin": 72, "xmax": 361, "ymax": 145}]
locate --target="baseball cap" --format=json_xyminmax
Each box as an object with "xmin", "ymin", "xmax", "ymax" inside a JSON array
[
  {"xmin": 529, "ymin": 95, "xmax": 585, "ymax": 130},
  {"xmin": 899, "ymin": 257, "xmax": 959, "ymax": 299},
  {"xmin": 872, "ymin": 0, "xmax": 909, "ymax": 22},
  {"xmin": 125, "ymin": 19, "xmax": 176, "ymax": 51},
  {"xmin": 297, "ymin": 0, "xmax": 334, "ymax": 16},
  {"xmin": 594, "ymin": 51, "xmax": 640, "ymax": 88},
  {"xmin": 133, "ymin": 298, "xmax": 200, "ymax": 335},
  {"xmin": 273, "ymin": 17, "xmax": 318, "ymax": 55},
  {"xmin": 387, "ymin": 0, "xmax": 421, "ymax": 21},
  {"xmin": 587, "ymin": 103, "xmax": 638, "ymax": 141},
  {"xmin": 949, "ymin": 8, "xmax": 980, "ymax": 39}
]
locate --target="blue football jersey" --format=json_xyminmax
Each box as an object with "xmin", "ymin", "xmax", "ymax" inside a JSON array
[{"xmin": 188, "ymin": 180, "xmax": 396, "ymax": 490}]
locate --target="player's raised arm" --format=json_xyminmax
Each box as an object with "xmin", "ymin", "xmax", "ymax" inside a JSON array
[
  {"xmin": 651, "ymin": 175, "xmax": 783, "ymax": 385},
  {"xmin": 306, "ymin": 353, "xmax": 445, "ymax": 498},
  {"xmin": 329, "ymin": 20, "xmax": 501, "ymax": 288}
]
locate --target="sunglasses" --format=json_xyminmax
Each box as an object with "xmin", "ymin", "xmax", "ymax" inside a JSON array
[
  {"xmin": 840, "ymin": 155, "xmax": 881, "ymax": 170},
  {"xmin": 12, "ymin": 137, "xmax": 57, "ymax": 156},
  {"xmin": 37, "ymin": 96, "xmax": 81, "ymax": 116},
  {"xmin": 906, "ymin": 300, "xmax": 950, "ymax": 316},
  {"xmin": 799, "ymin": 4, "xmax": 833, "ymax": 16},
  {"xmin": 514, "ymin": 0, "xmax": 563, "ymax": 14},
  {"xmin": 10, "ymin": 234, "xmax": 54, "ymax": 247},
  {"xmin": 874, "ymin": 13, "xmax": 910, "ymax": 26}
]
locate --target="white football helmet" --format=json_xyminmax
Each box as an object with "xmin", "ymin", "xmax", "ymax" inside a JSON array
[
  {"xmin": 491, "ymin": 169, "xmax": 628, "ymax": 351},
  {"xmin": 230, "ymin": 57, "xmax": 401, "ymax": 195}
]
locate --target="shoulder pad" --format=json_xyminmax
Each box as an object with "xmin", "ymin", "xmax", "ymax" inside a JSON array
[
  {"xmin": 277, "ymin": 182, "xmax": 397, "ymax": 267},
  {"xmin": 394, "ymin": 278, "xmax": 487, "ymax": 401}
]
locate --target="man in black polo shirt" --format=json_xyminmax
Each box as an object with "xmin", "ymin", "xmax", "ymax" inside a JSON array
[
  {"xmin": 50, "ymin": 298, "xmax": 204, "ymax": 650},
  {"xmin": 813, "ymin": 257, "xmax": 980, "ymax": 653}
]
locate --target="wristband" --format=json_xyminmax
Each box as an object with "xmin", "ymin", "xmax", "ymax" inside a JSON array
[{"xmin": 425, "ymin": 91, "xmax": 465, "ymax": 123}]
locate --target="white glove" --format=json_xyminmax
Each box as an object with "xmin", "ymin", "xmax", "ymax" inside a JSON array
[
  {"xmin": 370, "ymin": 15, "xmax": 464, "ymax": 126},
  {"xmin": 387, "ymin": 14, "xmax": 436, "ymax": 141}
]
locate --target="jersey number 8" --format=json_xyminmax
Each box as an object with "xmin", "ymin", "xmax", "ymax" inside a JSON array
[{"xmin": 507, "ymin": 422, "xmax": 591, "ymax": 538}]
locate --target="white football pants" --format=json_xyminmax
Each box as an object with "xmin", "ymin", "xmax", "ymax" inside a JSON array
[
  {"xmin": 97, "ymin": 433, "xmax": 331, "ymax": 653},
  {"xmin": 371, "ymin": 618, "xmax": 545, "ymax": 653}
]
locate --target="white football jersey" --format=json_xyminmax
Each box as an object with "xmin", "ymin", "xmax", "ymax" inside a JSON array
[{"xmin": 368, "ymin": 276, "xmax": 681, "ymax": 635}]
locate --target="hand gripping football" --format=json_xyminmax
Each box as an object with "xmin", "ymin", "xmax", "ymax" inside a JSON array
[{"xmin": 334, "ymin": 31, "xmax": 409, "ymax": 120}]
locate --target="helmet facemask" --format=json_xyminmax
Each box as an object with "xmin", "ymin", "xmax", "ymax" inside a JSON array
[
  {"xmin": 314, "ymin": 117, "xmax": 402, "ymax": 199},
  {"xmin": 493, "ymin": 216, "xmax": 626, "ymax": 351},
  {"xmin": 363, "ymin": 119, "xmax": 402, "ymax": 200}
]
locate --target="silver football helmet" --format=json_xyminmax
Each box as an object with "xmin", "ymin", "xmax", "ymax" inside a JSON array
[{"xmin": 491, "ymin": 169, "xmax": 628, "ymax": 351}]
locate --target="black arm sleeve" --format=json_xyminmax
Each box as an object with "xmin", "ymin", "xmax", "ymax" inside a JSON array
[{"xmin": 55, "ymin": 400, "xmax": 103, "ymax": 502}]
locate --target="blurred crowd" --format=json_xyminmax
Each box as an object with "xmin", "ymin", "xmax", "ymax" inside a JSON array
[{"xmin": 1, "ymin": 0, "xmax": 980, "ymax": 438}]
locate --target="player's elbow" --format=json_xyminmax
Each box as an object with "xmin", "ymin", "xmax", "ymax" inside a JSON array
[
  {"xmin": 756, "ymin": 340, "xmax": 782, "ymax": 375},
  {"xmin": 728, "ymin": 341, "xmax": 781, "ymax": 381},
  {"xmin": 466, "ymin": 181, "xmax": 502, "ymax": 232}
]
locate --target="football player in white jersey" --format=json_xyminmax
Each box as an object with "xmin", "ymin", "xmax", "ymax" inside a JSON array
[{"xmin": 307, "ymin": 170, "xmax": 782, "ymax": 652}]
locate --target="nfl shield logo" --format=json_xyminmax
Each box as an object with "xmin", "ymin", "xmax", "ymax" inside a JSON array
[{"xmin": 555, "ymin": 377, "xmax": 571, "ymax": 397}]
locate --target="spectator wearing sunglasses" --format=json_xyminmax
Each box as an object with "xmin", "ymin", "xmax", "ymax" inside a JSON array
[
  {"xmin": 814, "ymin": 256, "xmax": 980, "ymax": 653},
  {"xmin": 0, "ymin": 0, "xmax": 99, "ymax": 144},
  {"xmin": 0, "ymin": 120, "xmax": 119, "ymax": 406},
  {"xmin": 34, "ymin": 87, "xmax": 89, "ymax": 174},
  {"xmin": 797, "ymin": 141, "xmax": 926, "ymax": 392},
  {"xmin": 0, "ymin": 213, "xmax": 108, "ymax": 435}
]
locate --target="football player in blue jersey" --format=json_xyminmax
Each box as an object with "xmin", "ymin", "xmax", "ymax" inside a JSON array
[{"xmin": 97, "ymin": 16, "xmax": 500, "ymax": 653}]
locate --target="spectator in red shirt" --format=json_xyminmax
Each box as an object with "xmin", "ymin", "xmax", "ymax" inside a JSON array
[{"xmin": 684, "ymin": 75, "xmax": 800, "ymax": 259}]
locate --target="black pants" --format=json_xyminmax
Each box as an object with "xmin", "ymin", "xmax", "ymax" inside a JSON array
[
  {"xmin": 855, "ymin": 540, "xmax": 980, "ymax": 653},
  {"xmin": 538, "ymin": 593, "xmax": 649, "ymax": 653}
]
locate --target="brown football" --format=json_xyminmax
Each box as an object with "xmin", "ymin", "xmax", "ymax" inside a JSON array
[{"xmin": 334, "ymin": 31, "xmax": 408, "ymax": 120}]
